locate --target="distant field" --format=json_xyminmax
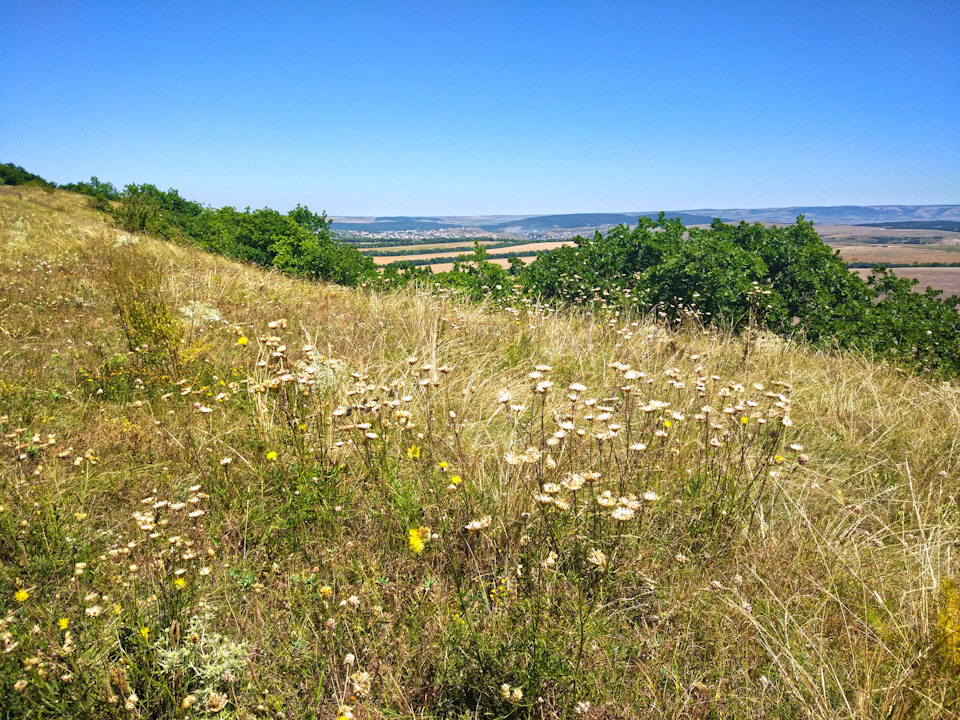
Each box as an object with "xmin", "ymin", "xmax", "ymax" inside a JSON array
[
  {"xmin": 366, "ymin": 240, "xmax": 486, "ymax": 254},
  {"xmin": 832, "ymin": 243, "xmax": 960, "ymax": 265},
  {"xmin": 370, "ymin": 240, "xmax": 574, "ymax": 265},
  {"xmin": 853, "ymin": 266, "xmax": 960, "ymax": 299},
  {"xmin": 818, "ymin": 223, "xmax": 960, "ymax": 244}
]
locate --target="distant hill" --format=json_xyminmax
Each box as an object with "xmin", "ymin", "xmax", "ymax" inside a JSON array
[
  {"xmin": 856, "ymin": 220, "xmax": 960, "ymax": 232},
  {"xmin": 330, "ymin": 211, "xmax": 718, "ymax": 235},
  {"xmin": 331, "ymin": 206, "xmax": 960, "ymax": 236},
  {"xmin": 477, "ymin": 212, "xmax": 717, "ymax": 232},
  {"xmin": 687, "ymin": 205, "xmax": 960, "ymax": 225}
]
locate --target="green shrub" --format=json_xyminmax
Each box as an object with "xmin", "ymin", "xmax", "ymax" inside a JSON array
[{"xmin": 102, "ymin": 245, "xmax": 183, "ymax": 374}]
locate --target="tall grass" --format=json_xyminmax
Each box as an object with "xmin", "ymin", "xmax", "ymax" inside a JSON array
[{"xmin": 1, "ymin": 186, "xmax": 959, "ymax": 718}]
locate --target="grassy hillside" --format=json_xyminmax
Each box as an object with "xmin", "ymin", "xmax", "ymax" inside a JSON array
[{"xmin": 1, "ymin": 187, "xmax": 959, "ymax": 719}]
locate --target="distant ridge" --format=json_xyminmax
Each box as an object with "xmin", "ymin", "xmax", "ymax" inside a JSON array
[
  {"xmin": 685, "ymin": 205, "xmax": 960, "ymax": 225},
  {"xmin": 477, "ymin": 212, "xmax": 717, "ymax": 231},
  {"xmin": 330, "ymin": 211, "xmax": 717, "ymax": 235},
  {"xmin": 330, "ymin": 206, "xmax": 960, "ymax": 236}
]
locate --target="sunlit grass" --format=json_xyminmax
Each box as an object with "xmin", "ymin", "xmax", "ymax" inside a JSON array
[{"xmin": 1, "ymin": 186, "xmax": 959, "ymax": 718}]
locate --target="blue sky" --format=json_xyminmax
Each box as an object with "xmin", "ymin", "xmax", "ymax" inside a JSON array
[{"xmin": 1, "ymin": 1, "xmax": 957, "ymax": 215}]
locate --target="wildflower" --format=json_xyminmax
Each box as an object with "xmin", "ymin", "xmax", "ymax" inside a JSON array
[
  {"xmin": 140, "ymin": 627, "xmax": 150, "ymax": 641},
  {"xmin": 58, "ymin": 618, "xmax": 69, "ymax": 630},
  {"xmin": 174, "ymin": 578, "xmax": 186, "ymax": 590},
  {"xmin": 204, "ymin": 692, "xmax": 228, "ymax": 713},
  {"xmin": 219, "ymin": 457, "xmax": 232, "ymax": 466},
  {"xmin": 266, "ymin": 451, "xmax": 277, "ymax": 460},
  {"xmin": 596, "ymin": 491, "xmax": 617, "ymax": 508},
  {"xmin": 562, "ymin": 473, "xmax": 585, "ymax": 491},
  {"xmin": 349, "ymin": 670, "xmax": 372, "ymax": 698},
  {"xmin": 406, "ymin": 445, "xmax": 420, "ymax": 460},
  {"xmin": 14, "ymin": 679, "xmax": 27, "ymax": 692},
  {"xmin": 465, "ymin": 516, "xmax": 492, "ymax": 531},
  {"xmin": 587, "ymin": 548, "xmax": 607, "ymax": 570},
  {"xmin": 408, "ymin": 527, "xmax": 429, "ymax": 554},
  {"xmin": 438, "ymin": 461, "xmax": 448, "ymax": 470},
  {"xmin": 611, "ymin": 506, "xmax": 634, "ymax": 522},
  {"xmin": 14, "ymin": 589, "xmax": 28, "ymax": 603},
  {"xmin": 643, "ymin": 490, "xmax": 660, "ymax": 502},
  {"xmin": 236, "ymin": 336, "xmax": 248, "ymax": 345},
  {"xmin": 450, "ymin": 475, "xmax": 461, "ymax": 485}
]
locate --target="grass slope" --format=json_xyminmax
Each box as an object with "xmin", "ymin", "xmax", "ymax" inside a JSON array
[{"xmin": 1, "ymin": 187, "xmax": 960, "ymax": 719}]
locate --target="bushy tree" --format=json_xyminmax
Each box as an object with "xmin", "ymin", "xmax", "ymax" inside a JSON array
[
  {"xmin": 437, "ymin": 240, "xmax": 513, "ymax": 300},
  {"xmin": 518, "ymin": 215, "xmax": 960, "ymax": 376}
]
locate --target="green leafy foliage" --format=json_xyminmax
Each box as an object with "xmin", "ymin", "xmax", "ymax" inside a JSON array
[
  {"xmin": 0, "ymin": 162, "xmax": 56, "ymax": 191},
  {"xmin": 9, "ymin": 158, "xmax": 956, "ymax": 377},
  {"xmin": 437, "ymin": 240, "xmax": 514, "ymax": 299},
  {"xmin": 518, "ymin": 215, "xmax": 960, "ymax": 376}
]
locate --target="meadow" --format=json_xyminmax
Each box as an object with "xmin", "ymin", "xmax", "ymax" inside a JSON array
[{"xmin": 1, "ymin": 187, "xmax": 960, "ymax": 719}]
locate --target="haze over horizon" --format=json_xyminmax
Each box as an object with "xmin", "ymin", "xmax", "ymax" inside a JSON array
[{"xmin": 1, "ymin": 1, "xmax": 957, "ymax": 216}]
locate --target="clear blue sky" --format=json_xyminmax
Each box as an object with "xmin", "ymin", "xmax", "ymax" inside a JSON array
[{"xmin": 2, "ymin": 1, "xmax": 957, "ymax": 215}]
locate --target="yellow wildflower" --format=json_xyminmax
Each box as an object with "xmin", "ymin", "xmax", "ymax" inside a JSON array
[
  {"xmin": 174, "ymin": 578, "xmax": 186, "ymax": 590},
  {"xmin": 236, "ymin": 336, "xmax": 248, "ymax": 346},
  {"xmin": 450, "ymin": 475, "xmax": 462, "ymax": 485},
  {"xmin": 266, "ymin": 451, "xmax": 277, "ymax": 460},
  {"xmin": 58, "ymin": 618, "xmax": 69, "ymax": 630},
  {"xmin": 407, "ymin": 445, "xmax": 421, "ymax": 460},
  {"xmin": 408, "ymin": 527, "xmax": 430, "ymax": 554},
  {"xmin": 14, "ymin": 589, "xmax": 28, "ymax": 603},
  {"xmin": 140, "ymin": 627, "xmax": 150, "ymax": 641}
]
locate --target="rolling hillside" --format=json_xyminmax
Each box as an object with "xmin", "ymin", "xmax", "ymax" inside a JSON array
[{"xmin": 2, "ymin": 187, "xmax": 960, "ymax": 718}]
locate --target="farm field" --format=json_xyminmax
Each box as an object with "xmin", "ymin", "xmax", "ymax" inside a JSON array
[
  {"xmin": 371, "ymin": 240, "xmax": 574, "ymax": 265},
  {"xmin": 817, "ymin": 224, "xmax": 960, "ymax": 244},
  {"xmin": 832, "ymin": 243, "xmax": 960, "ymax": 265},
  {"xmin": 358, "ymin": 239, "xmax": 498, "ymax": 254},
  {"xmin": 853, "ymin": 266, "xmax": 960, "ymax": 298},
  {"xmin": 368, "ymin": 224, "xmax": 960, "ymax": 273}
]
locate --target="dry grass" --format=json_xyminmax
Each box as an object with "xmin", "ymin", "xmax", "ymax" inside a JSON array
[{"xmin": 1, "ymin": 189, "xmax": 959, "ymax": 719}]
